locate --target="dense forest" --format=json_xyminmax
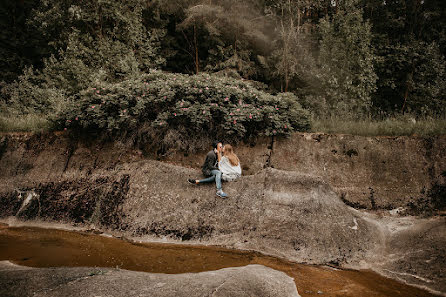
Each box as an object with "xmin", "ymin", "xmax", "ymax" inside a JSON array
[{"xmin": 0, "ymin": 0, "xmax": 445, "ymax": 143}]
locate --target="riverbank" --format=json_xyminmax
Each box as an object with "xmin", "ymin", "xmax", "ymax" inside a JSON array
[{"xmin": 0, "ymin": 132, "xmax": 445, "ymax": 294}]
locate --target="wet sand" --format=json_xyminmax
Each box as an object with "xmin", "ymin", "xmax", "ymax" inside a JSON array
[{"xmin": 0, "ymin": 226, "xmax": 437, "ymax": 297}]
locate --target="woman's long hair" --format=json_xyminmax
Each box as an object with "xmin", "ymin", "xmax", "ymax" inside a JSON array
[{"xmin": 223, "ymin": 144, "xmax": 240, "ymax": 166}]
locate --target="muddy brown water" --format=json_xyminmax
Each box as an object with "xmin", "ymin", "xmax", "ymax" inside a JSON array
[{"xmin": 0, "ymin": 225, "xmax": 437, "ymax": 297}]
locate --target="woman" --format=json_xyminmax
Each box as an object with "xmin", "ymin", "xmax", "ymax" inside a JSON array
[{"xmin": 219, "ymin": 144, "xmax": 242, "ymax": 181}]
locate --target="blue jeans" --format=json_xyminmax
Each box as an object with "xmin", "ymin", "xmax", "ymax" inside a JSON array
[{"xmin": 199, "ymin": 170, "xmax": 222, "ymax": 190}]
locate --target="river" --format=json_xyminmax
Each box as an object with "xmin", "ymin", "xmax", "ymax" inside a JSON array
[{"xmin": 0, "ymin": 224, "xmax": 437, "ymax": 297}]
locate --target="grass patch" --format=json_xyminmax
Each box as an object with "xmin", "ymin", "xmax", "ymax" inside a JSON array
[
  {"xmin": 1, "ymin": 110, "xmax": 445, "ymax": 137},
  {"xmin": 0, "ymin": 113, "xmax": 50, "ymax": 132},
  {"xmin": 311, "ymin": 116, "xmax": 446, "ymax": 136}
]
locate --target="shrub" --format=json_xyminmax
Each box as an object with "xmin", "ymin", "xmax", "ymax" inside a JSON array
[
  {"xmin": 1, "ymin": 66, "xmax": 68, "ymax": 115},
  {"xmin": 54, "ymin": 70, "xmax": 310, "ymax": 144}
]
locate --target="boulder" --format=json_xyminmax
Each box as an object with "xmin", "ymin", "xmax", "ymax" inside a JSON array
[{"xmin": 0, "ymin": 262, "xmax": 300, "ymax": 297}]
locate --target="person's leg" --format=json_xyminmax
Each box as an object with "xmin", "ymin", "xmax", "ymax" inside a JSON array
[
  {"xmin": 197, "ymin": 175, "xmax": 215, "ymax": 184},
  {"xmin": 211, "ymin": 169, "xmax": 222, "ymax": 190},
  {"xmin": 193, "ymin": 171, "xmax": 227, "ymax": 197},
  {"xmin": 211, "ymin": 170, "xmax": 227, "ymax": 198}
]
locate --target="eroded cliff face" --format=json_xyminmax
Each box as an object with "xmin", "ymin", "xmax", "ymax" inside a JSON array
[
  {"xmin": 0, "ymin": 132, "xmax": 445, "ymax": 293},
  {"xmin": 161, "ymin": 133, "xmax": 446, "ymax": 213},
  {"xmin": 272, "ymin": 134, "xmax": 446, "ymax": 213},
  {"xmin": 1, "ymin": 132, "xmax": 445, "ymax": 213}
]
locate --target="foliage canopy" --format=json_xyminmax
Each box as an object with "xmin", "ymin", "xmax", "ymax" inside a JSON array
[
  {"xmin": 1, "ymin": 0, "xmax": 445, "ymax": 138},
  {"xmin": 55, "ymin": 71, "xmax": 310, "ymax": 145}
]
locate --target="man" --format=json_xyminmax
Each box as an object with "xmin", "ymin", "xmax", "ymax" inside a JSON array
[{"xmin": 188, "ymin": 140, "xmax": 228, "ymax": 198}]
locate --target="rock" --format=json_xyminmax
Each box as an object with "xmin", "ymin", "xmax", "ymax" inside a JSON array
[
  {"xmin": 0, "ymin": 161, "xmax": 383, "ymax": 265},
  {"xmin": 0, "ymin": 262, "xmax": 300, "ymax": 297},
  {"xmin": 377, "ymin": 217, "xmax": 446, "ymax": 293},
  {"xmin": 252, "ymin": 168, "xmax": 382, "ymax": 264},
  {"xmin": 272, "ymin": 133, "xmax": 446, "ymax": 211},
  {"xmin": 62, "ymin": 162, "xmax": 382, "ymax": 265},
  {"xmin": 389, "ymin": 207, "xmax": 406, "ymax": 216}
]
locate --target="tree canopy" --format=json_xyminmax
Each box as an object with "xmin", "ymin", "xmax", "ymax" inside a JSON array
[{"xmin": 1, "ymin": 0, "xmax": 445, "ymax": 138}]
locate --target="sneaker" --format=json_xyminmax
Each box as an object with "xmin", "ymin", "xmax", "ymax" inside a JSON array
[
  {"xmin": 216, "ymin": 190, "xmax": 228, "ymax": 198},
  {"xmin": 188, "ymin": 178, "xmax": 197, "ymax": 185}
]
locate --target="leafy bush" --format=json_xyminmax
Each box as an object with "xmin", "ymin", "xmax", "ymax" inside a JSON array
[
  {"xmin": 55, "ymin": 70, "xmax": 310, "ymax": 143},
  {"xmin": 1, "ymin": 66, "xmax": 68, "ymax": 114}
]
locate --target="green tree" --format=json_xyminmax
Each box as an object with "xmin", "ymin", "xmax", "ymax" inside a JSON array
[
  {"xmin": 364, "ymin": 0, "xmax": 446, "ymax": 116},
  {"xmin": 266, "ymin": 0, "xmax": 321, "ymax": 92},
  {"xmin": 316, "ymin": 0, "xmax": 377, "ymax": 117},
  {"xmin": 0, "ymin": 0, "xmax": 51, "ymax": 83},
  {"xmin": 4, "ymin": 0, "xmax": 165, "ymax": 114},
  {"xmin": 373, "ymin": 40, "xmax": 445, "ymax": 115},
  {"xmin": 177, "ymin": 0, "xmax": 271, "ymax": 78}
]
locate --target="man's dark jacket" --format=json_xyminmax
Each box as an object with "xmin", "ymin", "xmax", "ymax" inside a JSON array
[{"xmin": 202, "ymin": 150, "xmax": 218, "ymax": 176}]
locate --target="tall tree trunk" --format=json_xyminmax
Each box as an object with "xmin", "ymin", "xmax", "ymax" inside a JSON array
[
  {"xmin": 235, "ymin": 30, "xmax": 239, "ymax": 72},
  {"xmin": 401, "ymin": 87, "xmax": 409, "ymax": 114},
  {"xmin": 285, "ymin": 71, "xmax": 289, "ymax": 92},
  {"xmin": 194, "ymin": 24, "xmax": 199, "ymax": 74},
  {"xmin": 234, "ymin": 26, "xmax": 237, "ymax": 59},
  {"xmin": 401, "ymin": 70, "xmax": 414, "ymax": 114},
  {"xmin": 284, "ymin": 30, "xmax": 289, "ymax": 92}
]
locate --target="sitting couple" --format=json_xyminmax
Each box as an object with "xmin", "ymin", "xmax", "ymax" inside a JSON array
[{"xmin": 188, "ymin": 141, "xmax": 242, "ymax": 198}]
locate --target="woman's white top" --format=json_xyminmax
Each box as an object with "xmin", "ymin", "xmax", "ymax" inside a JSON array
[{"xmin": 219, "ymin": 156, "xmax": 242, "ymax": 181}]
